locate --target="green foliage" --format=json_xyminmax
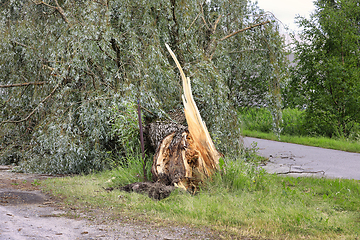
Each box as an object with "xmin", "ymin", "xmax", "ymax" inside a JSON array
[
  {"xmin": 211, "ymin": 158, "xmax": 267, "ymax": 192},
  {"xmin": 239, "ymin": 107, "xmax": 306, "ymax": 136},
  {"xmin": 0, "ymin": 0, "xmax": 287, "ymax": 173},
  {"xmin": 106, "ymin": 152, "xmax": 152, "ymax": 187},
  {"xmin": 239, "ymin": 107, "xmax": 273, "ymax": 133},
  {"xmin": 281, "ymin": 108, "xmax": 306, "ymax": 136},
  {"xmin": 20, "ymin": 97, "xmax": 116, "ymax": 174},
  {"xmin": 286, "ymin": 0, "xmax": 360, "ymax": 138},
  {"xmin": 110, "ymin": 101, "xmax": 141, "ymax": 157},
  {"xmin": 31, "ymin": 179, "xmax": 41, "ymax": 186},
  {"xmin": 243, "ymin": 129, "xmax": 360, "ymax": 153}
]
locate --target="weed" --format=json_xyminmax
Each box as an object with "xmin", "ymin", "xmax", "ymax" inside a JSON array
[
  {"xmin": 241, "ymin": 141, "xmax": 268, "ymax": 165},
  {"xmin": 31, "ymin": 179, "xmax": 41, "ymax": 186}
]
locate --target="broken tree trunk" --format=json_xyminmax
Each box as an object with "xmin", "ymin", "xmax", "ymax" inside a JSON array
[
  {"xmin": 118, "ymin": 44, "xmax": 221, "ymax": 199},
  {"xmin": 151, "ymin": 44, "xmax": 221, "ymax": 192},
  {"xmin": 151, "ymin": 128, "xmax": 214, "ymax": 192}
]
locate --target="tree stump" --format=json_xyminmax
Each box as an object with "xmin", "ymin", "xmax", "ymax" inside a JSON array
[
  {"xmin": 151, "ymin": 44, "xmax": 221, "ymax": 192},
  {"xmin": 119, "ymin": 44, "xmax": 221, "ymax": 198}
]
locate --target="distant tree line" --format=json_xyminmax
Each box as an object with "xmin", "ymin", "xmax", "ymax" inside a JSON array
[{"xmin": 285, "ymin": 0, "xmax": 360, "ymax": 138}]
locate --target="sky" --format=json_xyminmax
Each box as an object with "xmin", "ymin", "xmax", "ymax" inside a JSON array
[{"xmin": 254, "ymin": 0, "xmax": 316, "ymax": 33}]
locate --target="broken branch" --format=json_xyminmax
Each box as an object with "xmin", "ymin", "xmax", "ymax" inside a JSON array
[
  {"xmin": 212, "ymin": 14, "xmax": 222, "ymax": 33},
  {"xmin": 0, "ymin": 82, "xmax": 47, "ymax": 88},
  {"xmin": 277, "ymin": 170, "xmax": 325, "ymax": 175},
  {"xmin": 31, "ymin": 0, "xmax": 69, "ymax": 23},
  {"xmin": 200, "ymin": 3, "xmax": 211, "ymax": 31},
  {"xmin": 186, "ymin": 11, "xmax": 201, "ymax": 32},
  {"xmin": 219, "ymin": 20, "xmax": 270, "ymax": 41},
  {"xmin": 53, "ymin": 0, "xmax": 69, "ymax": 23}
]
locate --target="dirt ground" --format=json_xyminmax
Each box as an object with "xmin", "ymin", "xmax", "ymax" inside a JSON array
[{"xmin": 0, "ymin": 165, "xmax": 223, "ymax": 240}]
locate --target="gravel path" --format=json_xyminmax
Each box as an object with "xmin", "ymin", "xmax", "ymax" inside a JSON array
[
  {"xmin": 0, "ymin": 166, "xmax": 216, "ymax": 240},
  {"xmin": 243, "ymin": 137, "xmax": 360, "ymax": 180}
]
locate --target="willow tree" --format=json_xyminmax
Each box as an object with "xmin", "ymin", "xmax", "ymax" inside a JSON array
[{"xmin": 0, "ymin": 0, "xmax": 286, "ymax": 174}]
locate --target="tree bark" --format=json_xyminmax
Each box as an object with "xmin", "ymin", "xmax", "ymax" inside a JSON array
[
  {"xmin": 119, "ymin": 44, "xmax": 221, "ymax": 199},
  {"xmin": 151, "ymin": 127, "xmax": 212, "ymax": 193},
  {"xmin": 150, "ymin": 44, "xmax": 221, "ymax": 192}
]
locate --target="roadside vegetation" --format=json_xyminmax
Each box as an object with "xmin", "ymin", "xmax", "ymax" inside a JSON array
[
  {"xmin": 238, "ymin": 0, "xmax": 360, "ymax": 153},
  {"xmin": 43, "ymin": 152, "xmax": 360, "ymax": 239},
  {"xmin": 239, "ymin": 107, "xmax": 360, "ymax": 153},
  {"xmin": 2, "ymin": 0, "xmax": 359, "ymax": 239}
]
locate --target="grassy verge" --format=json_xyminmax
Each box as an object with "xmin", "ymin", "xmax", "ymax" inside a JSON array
[
  {"xmin": 42, "ymin": 156, "xmax": 360, "ymax": 240},
  {"xmin": 243, "ymin": 129, "xmax": 360, "ymax": 153}
]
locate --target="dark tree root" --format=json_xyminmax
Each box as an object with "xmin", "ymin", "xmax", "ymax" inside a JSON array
[{"xmin": 106, "ymin": 182, "xmax": 179, "ymax": 200}]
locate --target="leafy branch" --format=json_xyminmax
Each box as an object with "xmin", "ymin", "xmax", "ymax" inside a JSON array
[
  {"xmin": 219, "ymin": 20, "xmax": 270, "ymax": 41},
  {"xmin": 0, "ymin": 82, "xmax": 60, "ymax": 125},
  {"xmin": 31, "ymin": 0, "xmax": 69, "ymax": 23}
]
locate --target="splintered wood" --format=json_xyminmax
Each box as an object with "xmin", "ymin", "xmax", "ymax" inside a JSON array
[{"xmin": 151, "ymin": 44, "xmax": 221, "ymax": 192}]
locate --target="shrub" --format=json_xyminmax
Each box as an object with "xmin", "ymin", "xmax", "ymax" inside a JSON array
[
  {"xmin": 281, "ymin": 108, "xmax": 306, "ymax": 136},
  {"xmin": 239, "ymin": 107, "xmax": 306, "ymax": 136},
  {"xmin": 238, "ymin": 107, "xmax": 273, "ymax": 133}
]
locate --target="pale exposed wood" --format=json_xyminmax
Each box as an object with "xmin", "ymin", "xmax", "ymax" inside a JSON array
[
  {"xmin": 165, "ymin": 43, "xmax": 221, "ymax": 170},
  {"xmin": 150, "ymin": 45, "xmax": 221, "ymax": 192}
]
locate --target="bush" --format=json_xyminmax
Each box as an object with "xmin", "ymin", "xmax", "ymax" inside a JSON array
[
  {"xmin": 110, "ymin": 101, "xmax": 142, "ymax": 158},
  {"xmin": 240, "ymin": 107, "xmax": 360, "ymax": 140},
  {"xmin": 239, "ymin": 107, "xmax": 306, "ymax": 136},
  {"xmin": 238, "ymin": 107, "xmax": 273, "ymax": 133},
  {"xmin": 282, "ymin": 108, "xmax": 306, "ymax": 136}
]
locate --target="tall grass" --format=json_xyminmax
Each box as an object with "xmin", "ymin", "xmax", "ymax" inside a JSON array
[
  {"xmin": 43, "ymin": 154, "xmax": 360, "ymax": 239},
  {"xmin": 239, "ymin": 107, "xmax": 306, "ymax": 136}
]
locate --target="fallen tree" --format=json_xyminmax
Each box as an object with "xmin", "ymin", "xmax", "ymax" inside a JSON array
[
  {"xmin": 1, "ymin": 1, "xmax": 286, "ymax": 175},
  {"xmin": 118, "ymin": 44, "xmax": 221, "ymax": 199}
]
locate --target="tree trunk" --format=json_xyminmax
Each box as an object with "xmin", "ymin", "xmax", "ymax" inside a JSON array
[
  {"xmin": 151, "ymin": 44, "xmax": 221, "ymax": 192},
  {"xmin": 151, "ymin": 126, "xmax": 216, "ymax": 193},
  {"xmin": 119, "ymin": 44, "xmax": 221, "ymax": 199}
]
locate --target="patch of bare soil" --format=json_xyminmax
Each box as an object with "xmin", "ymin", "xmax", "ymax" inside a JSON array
[{"xmin": 0, "ymin": 166, "xmax": 231, "ymax": 240}]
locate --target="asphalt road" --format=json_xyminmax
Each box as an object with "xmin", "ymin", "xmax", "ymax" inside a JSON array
[{"xmin": 243, "ymin": 137, "xmax": 360, "ymax": 180}]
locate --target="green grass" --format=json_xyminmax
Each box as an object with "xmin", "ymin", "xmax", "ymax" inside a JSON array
[
  {"xmin": 243, "ymin": 129, "xmax": 360, "ymax": 153},
  {"xmin": 42, "ymin": 156, "xmax": 360, "ymax": 240}
]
